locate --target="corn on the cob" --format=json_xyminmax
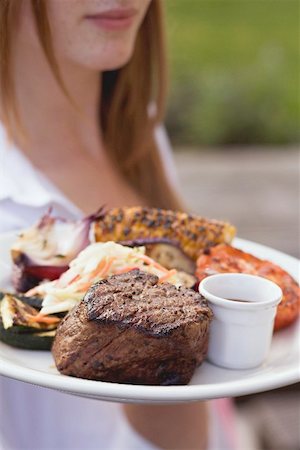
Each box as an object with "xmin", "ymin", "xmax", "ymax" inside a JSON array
[{"xmin": 92, "ymin": 207, "xmax": 236, "ymax": 261}]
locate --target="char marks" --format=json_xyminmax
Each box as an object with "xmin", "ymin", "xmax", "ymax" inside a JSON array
[{"xmin": 84, "ymin": 270, "xmax": 211, "ymax": 336}]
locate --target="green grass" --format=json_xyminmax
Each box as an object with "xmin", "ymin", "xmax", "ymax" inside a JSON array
[{"xmin": 164, "ymin": 0, "xmax": 300, "ymax": 145}]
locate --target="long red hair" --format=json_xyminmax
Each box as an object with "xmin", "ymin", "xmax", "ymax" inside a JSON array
[{"xmin": 0, "ymin": 0, "xmax": 182, "ymax": 209}]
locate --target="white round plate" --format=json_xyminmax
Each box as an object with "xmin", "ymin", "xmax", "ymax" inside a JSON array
[{"xmin": 0, "ymin": 232, "xmax": 299, "ymax": 404}]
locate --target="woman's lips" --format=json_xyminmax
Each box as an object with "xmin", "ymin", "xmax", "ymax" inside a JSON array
[{"xmin": 85, "ymin": 8, "xmax": 138, "ymax": 31}]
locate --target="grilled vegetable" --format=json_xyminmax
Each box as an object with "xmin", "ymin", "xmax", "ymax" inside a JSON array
[
  {"xmin": 0, "ymin": 291, "xmax": 42, "ymax": 310},
  {"xmin": 176, "ymin": 271, "xmax": 197, "ymax": 289},
  {"xmin": 0, "ymin": 294, "xmax": 60, "ymax": 350},
  {"xmin": 92, "ymin": 207, "xmax": 236, "ymax": 261},
  {"xmin": 0, "ymin": 294, "xmax": 60, "ymax": 333},
  {"xmin": 12, "ymin": 261, "xmax": 68, "ymax": 294},
  {"xmin": 0, "ymin": 325, "xmax": 55, "ymax": 350},
  {"xmin": 11, "ymin": 209, "xmax": 93, "ymax": 292},
  {"xmin": 116, "ymin": 238, "xmax": 196, "ymax": 276},
  {"xmin": 145, "ymin": 243, "xmax": 195, "ymax": 274},
  {"xmin": 196, "ymin": 244, "xmax": 300, "ymax": 331},
  {"xmin": 117, "ymin": 238, "xmax": 196, "ymax": 277}
]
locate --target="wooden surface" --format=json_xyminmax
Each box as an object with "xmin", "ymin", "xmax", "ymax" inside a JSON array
[{"xmin": 174, "ymin": 147, "xmax": 299, "ymax": 258}]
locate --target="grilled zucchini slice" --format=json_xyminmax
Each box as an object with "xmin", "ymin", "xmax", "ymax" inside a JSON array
[
  {"xmin": 0, "ymin": 291, "xmax": 42, "ymax": 310},
  {"xmin": 0, "ymin": 325, "xmax": 55, "ymax": 350},
  {"xmin": 0, "ymin": 294, "xmax": 57, "ymax": 333},
  {"xmin": 0, "ymin": 294, "xmax": 59, "ymax": 350}
]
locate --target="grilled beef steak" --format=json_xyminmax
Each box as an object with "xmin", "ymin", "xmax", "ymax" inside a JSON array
[{"xmin": 52, "ymin": 270, "xmax": 212, "ymax": 385}]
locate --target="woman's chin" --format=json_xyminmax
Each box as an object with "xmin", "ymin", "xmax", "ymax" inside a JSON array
[
  {"xmin": 99, "ymin": 54, "xmax": 133, "ymax": 71},
  {"xmin": 74, "ymin": 44, "xmax": 135, "ymax": 72}
]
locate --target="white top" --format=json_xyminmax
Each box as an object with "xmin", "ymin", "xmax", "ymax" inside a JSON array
[{"xmin": 0, "ymin": 122, "xmax": 236, "ymax": 450}]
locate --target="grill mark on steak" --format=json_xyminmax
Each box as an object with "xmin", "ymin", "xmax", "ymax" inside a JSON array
[
  {"xmin": 84, "ymin": 270, "xmax": 210, "ymax": 336},
  {"xmin": 52, "ymin": 270, "xmax": 213, "ymax": 385}
]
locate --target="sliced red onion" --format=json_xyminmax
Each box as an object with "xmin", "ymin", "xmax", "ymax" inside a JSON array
[{"xmin": 11, "ymin": 208, "xmax": 98, "ymax": 292}]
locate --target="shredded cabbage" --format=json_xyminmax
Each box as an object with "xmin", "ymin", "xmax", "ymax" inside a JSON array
[{"xmin": 27, "ymin": 242, "xmax": 182, "ymax": 315}]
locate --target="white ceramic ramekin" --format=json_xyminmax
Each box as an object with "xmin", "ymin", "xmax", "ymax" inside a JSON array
[{"xmin": 199, "ymin": 273, "xmax": 282, "ymax": 369}]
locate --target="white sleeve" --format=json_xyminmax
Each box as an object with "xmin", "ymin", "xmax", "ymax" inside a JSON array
[{"xmin": 154, "ymin": 125, "xmax": 179, "ymax": 190}]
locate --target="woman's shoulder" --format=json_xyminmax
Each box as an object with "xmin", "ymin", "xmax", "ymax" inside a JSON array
[{"xmin": 0, "ymin": 122, "xmax": 81, "ymax": 233}]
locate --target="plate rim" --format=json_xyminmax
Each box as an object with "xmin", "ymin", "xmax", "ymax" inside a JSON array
[{"xmin": 0, "ymin": 346, "xmax": 299, "ymax": 402}]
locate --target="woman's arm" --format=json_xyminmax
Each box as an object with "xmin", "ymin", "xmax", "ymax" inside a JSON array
[
  {"xmin": 122, "ymin": 126, "xmax": 209, "ymax": 450},
  {"xmin": 123, "ymin": 402, "xmax": 209, "ymax": 450}
]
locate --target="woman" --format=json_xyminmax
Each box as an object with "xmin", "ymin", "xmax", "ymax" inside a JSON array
[{"xmin": 0, "ymin": 1, "xmax": 237, "ymax": 449}]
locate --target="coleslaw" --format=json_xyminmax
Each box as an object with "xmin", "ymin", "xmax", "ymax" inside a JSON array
[{"xmin": 27, "ymin": 242, "xmax": 182, "ymax": 315}]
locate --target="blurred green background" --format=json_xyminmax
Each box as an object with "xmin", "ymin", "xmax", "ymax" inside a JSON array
[{"xmin": 165, "ymin": 0, "xmax": 300, "ymax": 146}]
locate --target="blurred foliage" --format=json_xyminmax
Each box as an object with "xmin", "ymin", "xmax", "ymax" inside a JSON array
[{"xmin": 165, "ymin": 0, "xmax": 300, "ymax": 146}]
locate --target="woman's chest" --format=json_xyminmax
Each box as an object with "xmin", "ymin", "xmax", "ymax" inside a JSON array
[{"xmin": 43, "ymin": 152, "xmax": 143, "ymax": 214}]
